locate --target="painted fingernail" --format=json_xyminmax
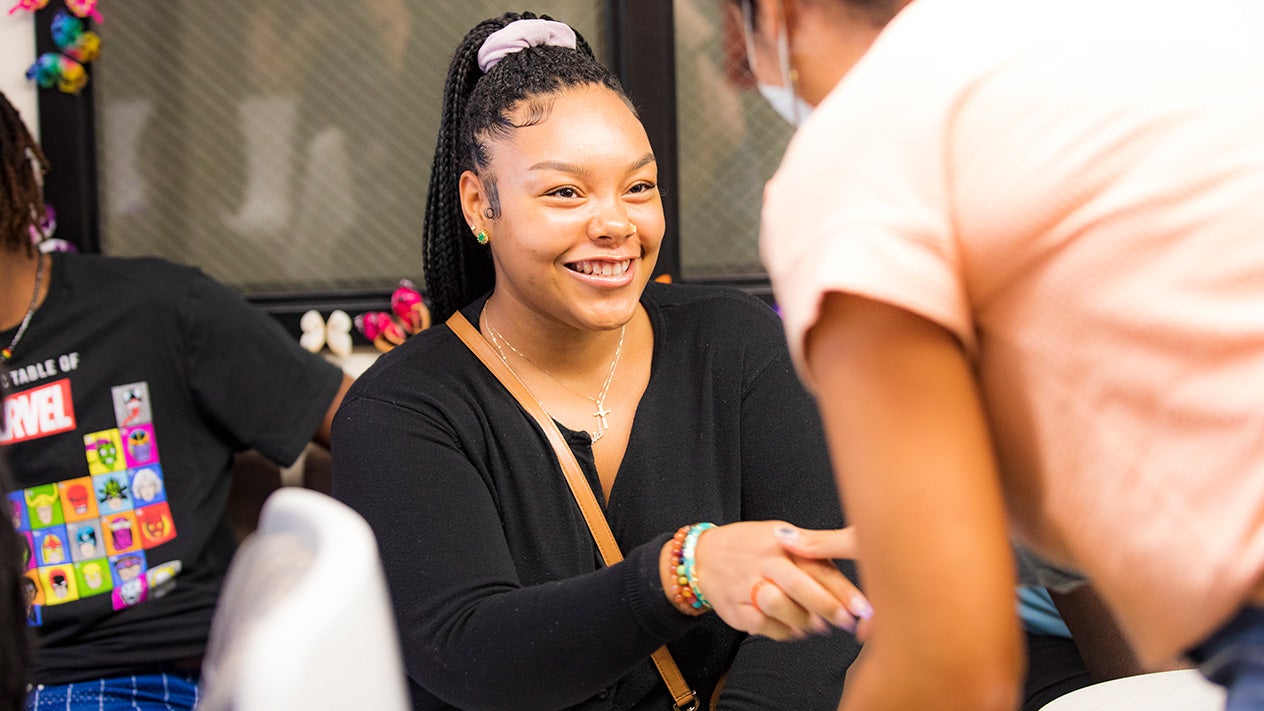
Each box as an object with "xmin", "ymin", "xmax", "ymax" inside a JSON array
[
  {"xmin": 832, "ymin": 610, "xmax": 858, "ymax": 633},
  {"xmin": 851, "ymin": 594, "xmax": 873, "ymax": 620},
  {"xmin": 774, "ymin": 525, "xmax": 798, "ymax": 540},
  {"xmin": 811, "ymin": 614, "xmax": 832, "ymax": 635}
]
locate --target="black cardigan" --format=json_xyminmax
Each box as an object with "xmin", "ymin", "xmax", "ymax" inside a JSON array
[{"xmin": 332, "ymin": 283, "xmax": 860, "ymax": 710}]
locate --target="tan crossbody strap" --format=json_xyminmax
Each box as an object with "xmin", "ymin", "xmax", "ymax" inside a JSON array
[{"xmin": 447, "ymin": 313, "xmax": 699, "ymax": 711}]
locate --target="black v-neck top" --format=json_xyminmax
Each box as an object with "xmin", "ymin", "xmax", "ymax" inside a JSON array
[{"xmin": 332, "ymin": 283, "xmax": 859, "ymax": 710}]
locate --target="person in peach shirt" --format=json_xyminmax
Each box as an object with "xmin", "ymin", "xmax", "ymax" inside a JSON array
[{"xmin": 729, "ymin": 0, "xmax": 1264, "ymax": 709}]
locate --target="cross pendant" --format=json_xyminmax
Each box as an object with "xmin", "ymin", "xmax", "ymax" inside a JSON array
[{"xmin": 593, "ymin": 403, "xmax": 612, "ymax": 431}]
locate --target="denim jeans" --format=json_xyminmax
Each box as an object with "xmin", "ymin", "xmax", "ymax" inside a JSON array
[
  {"xmin": 1190, "ymin": 607, "xmax": 1264, "ymax": 711},
  {"xmin": 25, "ymin": 672, "xmax": 199, "ymax": 711}
]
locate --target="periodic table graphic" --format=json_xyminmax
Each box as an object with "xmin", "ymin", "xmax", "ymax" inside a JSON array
[{"xmin": 10, "ymin": 381, "xmax": 177, "ymax": 625}]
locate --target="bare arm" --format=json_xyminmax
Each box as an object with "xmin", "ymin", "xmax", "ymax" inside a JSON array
[
  {"xmin": 804, "ymin": 293, "xmax": 1023, "ymax": 711},
  {"xmin": 313, "ymin": 373, "xmax": 354, "ymax": 448}
]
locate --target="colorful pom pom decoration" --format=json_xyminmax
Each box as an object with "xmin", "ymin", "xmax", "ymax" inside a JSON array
[
  {"xmin": 26, "ymin": 52, "xmax": 87, "ymax": 94},
  {"xmin": 52, "ymin": 11, "xmax": 101, "ymax": 63},
  {"xmin": 24, "ymin": 9, "xmax": 103, "ymax": 95},
  {"xmin": 391, "ymin": 279, "xmax": 431, "ymax": 335},
  {"xmin": 64, "ymin": 0, "xmax": 101, "ymax": 22},
  {"xmin": 6, "ymin": 0, "xmax": 50, "ymax": 15}
]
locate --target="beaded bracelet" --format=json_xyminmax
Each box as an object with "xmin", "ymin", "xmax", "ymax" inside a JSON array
[
  {"xmin": 667, "ymin": 522, "xmax": 716, "ymax": 616},
  {"xmin": 667, "ymin": 525, "xmax": 700, "ymax": 615}
]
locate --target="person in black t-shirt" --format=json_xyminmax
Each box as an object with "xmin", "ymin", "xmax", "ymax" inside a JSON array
[
  {"xmin": 332, "ymin": 13, "xmax": 870, "ymax": 711},
  {"xmin": 0, "ymin": 89, "xmax": 354, "ymax": 710}
]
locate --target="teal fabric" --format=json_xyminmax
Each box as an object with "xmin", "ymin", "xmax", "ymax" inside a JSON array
[{"xmin": 1018, "ymin": 586, "xmax": 1072, "ymax": 639}]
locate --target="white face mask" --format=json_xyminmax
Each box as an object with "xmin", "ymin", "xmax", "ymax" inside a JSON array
[
  {"xmin": 757, "ymin": 82, "xmax": 814, "ymax": 127},
  {"xmin": 742, "ymin": 0, "xmax": 812, "ymax": 127}
]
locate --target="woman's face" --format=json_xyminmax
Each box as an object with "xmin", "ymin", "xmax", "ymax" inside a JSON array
[{"xmin": 461, "ymin": 85, "xmax": 664, "ymax": 333}]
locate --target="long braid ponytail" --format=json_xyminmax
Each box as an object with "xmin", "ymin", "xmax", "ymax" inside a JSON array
[{"xmin": 423, "ymin": 16, "xmax": 506, "ymax": 322}]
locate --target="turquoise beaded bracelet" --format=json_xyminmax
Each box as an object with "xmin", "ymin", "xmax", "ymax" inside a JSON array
[
  {"xmin": 668, "ymin": 522, "xmax": 717, "ymax": 615},
  {"xmin": 681, "ymin": 522, "xmax": 716, "ymax": 612}
]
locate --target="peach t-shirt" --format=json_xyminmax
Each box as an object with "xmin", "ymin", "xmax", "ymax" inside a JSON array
[{"xmin": 763, "ymin": 0, "xmax": 1264, "ymax": 664}]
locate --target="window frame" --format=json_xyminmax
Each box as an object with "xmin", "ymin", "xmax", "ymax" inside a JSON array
[{"xmin": 35, "ymin": 0, "xmax": 771, "ymax": 334}]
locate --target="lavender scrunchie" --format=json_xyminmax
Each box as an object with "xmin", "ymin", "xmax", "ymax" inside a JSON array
[{"xmin": 477, "ymin": 19, "xmax": 578, "ymax": 73}]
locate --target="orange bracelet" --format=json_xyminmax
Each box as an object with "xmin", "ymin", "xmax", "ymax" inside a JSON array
[{"xmin": 666, "ymin": 523, "xmax": 713, "ymax": 616}]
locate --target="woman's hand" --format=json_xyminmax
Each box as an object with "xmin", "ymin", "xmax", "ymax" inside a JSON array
[
  {"xmin": 772, "ymin": 525, "xmax": 874, "ymax": 641},
  {"xmin": 662, "ymin": 521, "xmax": 871, "ymax": 640}
]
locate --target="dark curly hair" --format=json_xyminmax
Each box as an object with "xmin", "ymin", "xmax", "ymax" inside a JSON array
[
  {"xmin": 0, "ymin": 90, "xmax": 46, "ymax": 256},
  {"xmin": 422, "ymin": 12, "xmax": 634, "ymax": 321}
]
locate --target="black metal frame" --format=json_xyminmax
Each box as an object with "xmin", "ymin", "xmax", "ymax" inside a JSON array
[
  {"xmin": 32, "ymin": 0, "xmax": 765, "ymax": 334},
  {"xmin": 33, "ymin": 0, "xmax": 99, "ymax": 254},
  {"xmin": 607, "ymin": 0, "xmax": 680, "ymax": 281}
]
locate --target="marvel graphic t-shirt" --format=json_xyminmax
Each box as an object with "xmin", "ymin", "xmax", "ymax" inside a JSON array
[
  {"xmin": 1, "ymin": 253, "xmax": 343, "ymax": 684},
  {"xmin": 10, "ymin": 379, "xmax": 179, "ymax": 623}
]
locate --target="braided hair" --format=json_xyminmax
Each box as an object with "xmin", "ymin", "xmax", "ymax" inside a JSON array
[
  {"xmin": 0, "ymin": 91, "xmax": 47, "ymax": 256},
  {"xmin": 423, "ymin": 12, "xmax": 633, "ymax": 322}
]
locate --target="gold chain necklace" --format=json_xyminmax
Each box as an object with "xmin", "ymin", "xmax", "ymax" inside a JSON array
[
  {"xmin": 484, "ymin": 314, "xmax": 626, "ymax": 443},
  {"xmin": 2, "ymin": 253, "xmax": 45, "ymax": 362}
]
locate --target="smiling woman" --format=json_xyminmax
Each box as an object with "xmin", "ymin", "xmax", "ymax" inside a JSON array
[
  {"xmin": 331, "ymin": 11, "xmax": 868, "ymax": 711},
  {"xmin": 459, "ymin": 86, "xmax": 663, "ymax": 342}
]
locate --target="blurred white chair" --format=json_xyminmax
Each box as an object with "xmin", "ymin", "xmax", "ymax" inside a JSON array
[
  {"xmin": 1038, "ymin": 669, "xmax": 1224, "ymax": 711},
  {"xmin": 198, "ymin": 488, "xmax": 408, "ymax": 711}
]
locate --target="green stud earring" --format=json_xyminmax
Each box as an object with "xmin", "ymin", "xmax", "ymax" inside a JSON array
[{"xmin": 475, "ymin": 229, "xmax": 489, "ymax": 245}]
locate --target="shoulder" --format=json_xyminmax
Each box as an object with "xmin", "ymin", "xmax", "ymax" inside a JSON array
[
  {"xmin": 644, "ymin": 282, "xmax": 779, "ymax": 328},
  {"xmin": 643, "ymin": 282, "xmax": 789, "ymax": 360},
  {"xmin": 342, "ymin": 323, "xmax": 475, "ymax": 411},
  {"xmin": 63, "ymin": 253, "xmax": 202, "ymax": 281},
  {"xmin": 53, "ymin": 255, "xmax": 225, "ymax": 334},
  {"xmin": 61, "ymin": 253, "xmax": 220, "ymax": 303},
  {"xmin": 776, "ymin": 0, "xmax": 1023, "ymax": 170},
  {"xmin": 334, "ymin": 321, "xmax": 511, "ymax": 454}
]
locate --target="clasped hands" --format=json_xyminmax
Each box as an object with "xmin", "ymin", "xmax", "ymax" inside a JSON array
[{"xmin": 661, "ymin": 522, "xmax": 870, "ymax": 641}]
